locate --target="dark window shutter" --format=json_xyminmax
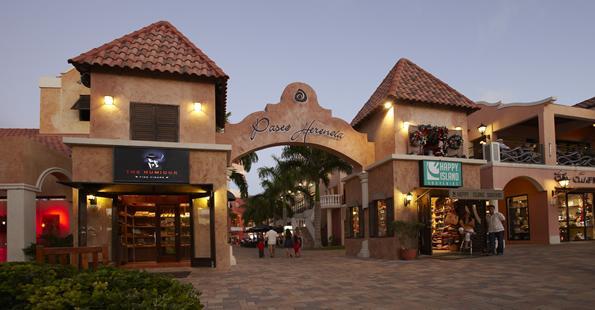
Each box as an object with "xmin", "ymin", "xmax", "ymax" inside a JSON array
[
  {"xmin": 130, "ymin": 103, "xmax": 179, "ymax": 142},
  {"xmin": 131, "ymin": 103, "xmax": 156, "ymax": 141},
  {"xmin": 346, "ymin": 207, "xmax": 352, "ymax": 238},
  {"xmin": 359, "ymin": 206, "xmax": 365, "ymax": 238},
  {"xmin": 386, "ymin": 198, "xmax": 395, "ymax": 236},
  {"xmin": 369, "ymin": 201, "xmax": 377, "ymax": 237},
  {"xmin": 155, "ymin": 105, "xmax": 179, "ymax": 142}
]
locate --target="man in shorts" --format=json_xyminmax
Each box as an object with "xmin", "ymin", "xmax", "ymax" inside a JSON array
[{"xmin": 265, "ymin": 228, "xmax": 278, "ymax": 258}]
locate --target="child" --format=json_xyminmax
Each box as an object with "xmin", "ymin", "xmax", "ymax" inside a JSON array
[
  {"xmin": 293, "ymin": 234, "xmax": 301, "ymax": 257},
  {"xmin": 257, "ymin": 238, "xmax": 265, "ymax": 258}
]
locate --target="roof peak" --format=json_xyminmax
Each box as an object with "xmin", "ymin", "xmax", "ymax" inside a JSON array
[{"xmin": 351, "ymin": 58, "xmax": 479, "ymax": 127}]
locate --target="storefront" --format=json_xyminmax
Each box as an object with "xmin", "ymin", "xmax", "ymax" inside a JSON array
[{"xmin": 554, "ymin": 172, "xmax": 594, "ymax": 242}]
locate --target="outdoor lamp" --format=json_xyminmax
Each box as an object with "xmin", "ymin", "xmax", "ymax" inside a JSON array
[
  {"xmin": 404, "ymin": 192, "xmax": 413, "ymax": 207},
  {"xmin": 477, "ymin": 123, "xmax": 487, "ymax": 134},
  {"xmin": 402, "ymin": 121, "xmax": 410, "ymax": 130},
  {"xmin": 103, "ymin": 96, "xmax": 114, "ymax": 106},
  {"xmin": 383, "ymin": 101, "xmax": 393, "ymax": 109},
  {"xmin": 193, "ymin": 102, "xmax": 202, "ymax": 112},
  {"xmin": 558, "ymin": 175, "xmax": 570, "ymax": 188}
]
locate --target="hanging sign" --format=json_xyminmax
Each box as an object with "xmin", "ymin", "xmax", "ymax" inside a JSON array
[
  {"xmin": 420, "ymin": 160, "xmax": 463, "ymax": 187},
  {"xmin": 449, "ymin": 189, "xmax": 504, "ymax": 200},
  {"xmin": 113, "ymin": 147, "xmax": 189, "ymax": 183}
]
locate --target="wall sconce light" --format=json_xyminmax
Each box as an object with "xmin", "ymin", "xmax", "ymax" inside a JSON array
[
  {"xmin": 383, "ymin": 101, "xmax": 393, "ymax": 110},
  {"xmin": 402, "ymin": 121, "xmax": 410, "ymax": 131},
  {"xmin": 454, "ymin": 126, "xmax": 462, "ymax": 131},
  {"xmin": 87, "ymin": 194, "xmax": 97, "ymax": 206},
  {"xmin": 103, "ymin": 96, "xmax": 114, "ymax": 106},
  {"xmin": 404, "ymin": 192, "xmax": 413, "ymax": 207},
  {"xmin": 477, "ymin": 123, "xmax": 487, "ymax": 134},
  {"xmin": 558, "ymin": 175, "xmax": 570, "ymax": 189},
  {"xmin": 193, "ymin": 102, "xmax": 202, "ymax": 112}
]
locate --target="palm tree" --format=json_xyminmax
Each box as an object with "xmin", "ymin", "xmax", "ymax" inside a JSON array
[{"xmin": 279, "ymin": 145, "xmax": 352, "ymax": 248}]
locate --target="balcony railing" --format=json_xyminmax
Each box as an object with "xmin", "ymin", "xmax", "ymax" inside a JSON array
[
  {"xmin": 320, "ymin": 194, "xmax": 343, "ymax": 209},
  {"xmin": 557, "ymin": 150, "xmax": 594, "ymax": 167},
  {"xmin": 499, "ymin": 143, "xmax": 544, "ymax": 164}
]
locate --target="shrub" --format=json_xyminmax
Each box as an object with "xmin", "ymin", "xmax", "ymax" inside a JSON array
[
  {"xmin": 393, "ymin": 220, "xmax": 425, "ymax": 249},
  {"xmin": 0, "ymin": 262, "xmax": 202, "ymax": 309}
]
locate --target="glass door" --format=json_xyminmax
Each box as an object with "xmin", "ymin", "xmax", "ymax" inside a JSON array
[
  {"xmin": 157, "ymin": 205, "xmax": 179, "ymax": 262},
  {"xmin": 565, "ymin": 193, "xmax": 594, "ymax": 241}
]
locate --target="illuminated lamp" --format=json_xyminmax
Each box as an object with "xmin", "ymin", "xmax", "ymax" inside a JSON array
[
  {"xmin": 477, "ymin": 123, "xmax": 487, "ymax": 134},
  {"xmin": 193, "ymin": 102, "xmax": 202, "ymax": 112},
  {"xmin": 383, "ymin": 101, "xmax": 393, "ymax": 110},
  {"xmin": 404, "ymin": 192, "xmax": 413, "ymax": 207},
  {"xmin": 558, "ymin": 175, "xmax": 570, "ymax": 189},
  {"xmin": 402, "ymin": 122, "xmax": 410, "ymax": 131},
  {"xmin": 454, "ymin": 126, "xmax": 462, "ymax": 131},
  {"xmin": 103, "ymin": 96, "xmax": 114, "ymax": 106}
]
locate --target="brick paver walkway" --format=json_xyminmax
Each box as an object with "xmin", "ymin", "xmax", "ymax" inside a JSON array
[{"xmin": 177, "ymin": 242, "xmax": 595, "ymax": 309}]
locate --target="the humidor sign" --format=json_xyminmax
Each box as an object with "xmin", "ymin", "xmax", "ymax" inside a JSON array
[{"xmin": 114, "ymin": 147, "xmax": 189, "ymax": 183}]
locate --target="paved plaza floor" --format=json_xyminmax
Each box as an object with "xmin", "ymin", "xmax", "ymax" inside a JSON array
[{"xmin": 174, "ymin": 242, "xmax": 595, "ymax": 309}]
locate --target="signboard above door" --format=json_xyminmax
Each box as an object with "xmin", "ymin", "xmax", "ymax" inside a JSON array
[
  {"xmin": 419, "ymin": 160, "xmax": 463, "ymax": 188},
  {"xmin": 449, "ymin": 189, "xmax": 504, "ymax": 200},
  {"xmin": 114, "ymin": 147, "xmax": 189, "ymax": 184}
]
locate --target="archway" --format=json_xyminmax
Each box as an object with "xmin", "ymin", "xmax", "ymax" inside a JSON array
[
  {"xmin": 217, "ymin": 82, "xmax": 375, "ymax": 170},
  {"xmin": 500, "ymin": 176, "xmax": 549, "ymax": 244},
  {"xmin": 217, "ymin": 83, "xmax": 376, "ymax": 248}
]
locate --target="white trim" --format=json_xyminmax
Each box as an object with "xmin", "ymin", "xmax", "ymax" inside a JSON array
[
  {"xmin": 475, "ymin": 97, "xmax": 556, "ymax": 108},
  {"xmin": 39, "ymin": 76, "xmax": 61, "ymax": 88},
  {"xmin": 481, "ymin": 161, "xmax": 595, "ymax": 172},
  {"xmin": 63, "ymin": 137, "xmax": 232, "ymax": 151},
  {"xmin": 35, "ymin": 167, "xmax": 72, "ymax": 189},
  {"xmin": 0, "ymin": 183, "xmax": 40, "ymax": 192}
]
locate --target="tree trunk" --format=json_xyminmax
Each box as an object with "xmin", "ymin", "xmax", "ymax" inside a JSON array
[{"xmin": 313, "ymin": 183, "xmax": 322, "ymax": 248}]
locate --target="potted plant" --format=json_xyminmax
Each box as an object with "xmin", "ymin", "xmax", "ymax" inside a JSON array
[{"xmin": 393, "ymin": 220, "xmax": 424, "ymax": 260}]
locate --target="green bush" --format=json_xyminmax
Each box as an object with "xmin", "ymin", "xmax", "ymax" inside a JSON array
[{"xmin": 0, "ymin": 262, "xmax": 202, "ymax": 309}]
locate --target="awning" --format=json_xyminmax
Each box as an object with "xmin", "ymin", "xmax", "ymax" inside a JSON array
[{"xmin": 70, "ymin": 95, "xmax": 90, "ymax": 110}]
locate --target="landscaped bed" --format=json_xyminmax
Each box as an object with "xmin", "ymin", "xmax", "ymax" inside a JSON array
[{"xmin": 0, "ymin": 262, "xmax": 202, "ymax": 309}]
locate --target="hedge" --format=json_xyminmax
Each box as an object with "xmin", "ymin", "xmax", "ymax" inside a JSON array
[{"xmin": 0, "ymin": 262, "xmax": 202, "ymax": 309}]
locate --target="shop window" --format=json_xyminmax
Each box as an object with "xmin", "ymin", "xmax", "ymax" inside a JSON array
[
  {"xmin": 130, "ymin": 102, "xmax": 179, "ymax": 142},
  {"xmin": 370, "ymin": 199, "xmax": 394, "ymax": 237},
  {"xmin": 347, "ymin": 206, "xmax": 363, "ymax": 238},
  {"xmin": 558, "ymin": 193, "xmax": 594, "ymax": 242},
  {"xmin": 506, "ymin": 195, "xmax": 530, "ymax": 240}
]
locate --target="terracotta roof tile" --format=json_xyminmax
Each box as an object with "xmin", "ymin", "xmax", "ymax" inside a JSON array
[
  {"xmin": 351, "ymin": 58, "xmax": 479, "ymax": 127},
  {"xmin": 68, "ymin": 21, "xmax": 229, "ymax": 128},
  {"xmin": 574, "ymin": 96, "xmax": 595, "ymax": 109},
  {"xmin": 0, "ymin": 129, "xmax": 71, "ymax": 157},
  {"xmin": 68, "ymin": 21, "xmax": 227, "ymax": 80}
]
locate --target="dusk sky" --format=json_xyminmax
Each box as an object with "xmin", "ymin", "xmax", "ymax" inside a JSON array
[{"xmin": 1, "ymin": 1, "xmax": 593, "ymax": 194}]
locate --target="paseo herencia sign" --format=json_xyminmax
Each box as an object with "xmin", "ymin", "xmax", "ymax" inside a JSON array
[
  {"xmin": 249, "ymin": 117, "xmax": 345, "ymax": 143},
  {"xmin": 114, "ymin": 147, "xmax": 189, "ymax": 183}
]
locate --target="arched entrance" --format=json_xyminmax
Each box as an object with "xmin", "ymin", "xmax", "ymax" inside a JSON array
[
  {"xmin": 217, "ymin": 82, "xmax": 376, "ymax": 249},
  {"xmin": 217, "ymin": 82, "xmax": 375, "ymax": 170},
  {"xmin": 500, "ymin": 176, "xmax": 549, "ymax": 244}
]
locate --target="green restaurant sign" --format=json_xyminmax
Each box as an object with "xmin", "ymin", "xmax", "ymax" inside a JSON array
[{"xmin": 420, "ymin": 160, "xmax": 462, "ymax": 188}]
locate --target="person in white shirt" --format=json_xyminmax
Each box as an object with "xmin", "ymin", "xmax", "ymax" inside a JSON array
[
  {"xmin": 265, "ymin": 228, "xmax": 278, "ymax": 258},
  {"xmin": 486, "ymin": 205, "xmax": 506, "ymax": 255}
]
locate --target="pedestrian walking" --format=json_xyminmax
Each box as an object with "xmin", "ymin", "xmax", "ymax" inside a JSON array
[
  {"xmin": 293, "ymin": 233, "xmax": 302, "ymax": 257},
  {"xmin": 257, "ymin": 238, "xmax": 265, "ymax": 258},
  {"xmin": 265, "ymin": 227, "xmax": 278, "ymax": 258},
  {"xmin": 284, "ymin": 229, "xmax": 294, "ymax": 258},
  {"xmin": 486, "ymin": 205, "xmax": 506, "ymax": 255}
]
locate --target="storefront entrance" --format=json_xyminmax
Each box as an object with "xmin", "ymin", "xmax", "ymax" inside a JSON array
[{"xmin": 557, "ymin": 191, "xmax": 594, "ymax": 242}]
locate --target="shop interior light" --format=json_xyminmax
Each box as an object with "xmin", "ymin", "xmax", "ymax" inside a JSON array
[
  {"xmin": 383, "ymin": 101, "xmax": 393, "ymax": 109},
  {"xmin": 404, "ymin": 192, "xmax": 413, "ymax": 207},
  {"xmin": 477, "ymin": 123, "xmax": 487, "ymax": 134},
  {"xmin": 193, "ymin": 102, "xmax": 202, "ymax": 112},
  {"xmin": 103, "ymin": 96, "xmax": 114, "ymax": 106}
]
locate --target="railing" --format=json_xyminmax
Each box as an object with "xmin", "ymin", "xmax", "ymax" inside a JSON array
[
  {"xmin": 36, "ymin": 245, "xmax": 109, "ymax": 270},
  {"xmin": 499, "ymin": 143, "xmax": 544, "ymax": 164},
  {"xmin": 557, "ymin": 150, "xmax": 594, "ymax": 167},
  {"xmin": 320, "ymin": 194, "xmax": 343, "ymax": 208},
  {"xmin": 292, "ymin": 197, "xmax": 312, "ymax": 214}
]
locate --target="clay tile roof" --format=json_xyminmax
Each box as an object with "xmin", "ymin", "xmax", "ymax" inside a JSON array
[
  {"xmin": 0, "ymin": 129, "xmax": 71, "ymax": 157},
  {"xmin": 351, "ymin": 58, "xmax": 479, "ymax": 127},
  {"xmin": 574, "ymin": 96, "xmax": 595, "ymax": 109},
  {"xmin": 68, "ymin": 21, "xmax": 229, "ymax": 128},
  {"xmin": 68, "ymin": 20, "xmax": 227, "ymax": 80}
]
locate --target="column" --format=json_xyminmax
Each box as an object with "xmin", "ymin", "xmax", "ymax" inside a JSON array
[
  {"xmin": 326, "ymin": 209, "xmax": 333, "ymax": 244},
  {"xmin": 538, "ymin": 109, "xmax": 556, "ymax": 165},
  {"xmin": 7, "ymin": 188, "xmax": 37, "ymax": 262},
  {"xmin": 358, "ymin": 171, "xmax": 370, "ymax": 258}
]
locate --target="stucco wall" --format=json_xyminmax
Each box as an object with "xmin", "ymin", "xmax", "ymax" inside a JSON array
[
  {"xmin": 40, "ymin": 68, "xmax": 90, "ymax": 135},
  {"xmin": 355, "ymin": 107, "xmax": 396, "ymax": 161},
  {"xmin": 90, "ymin": 72, "xmax": 216, "ymax": 143}
]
